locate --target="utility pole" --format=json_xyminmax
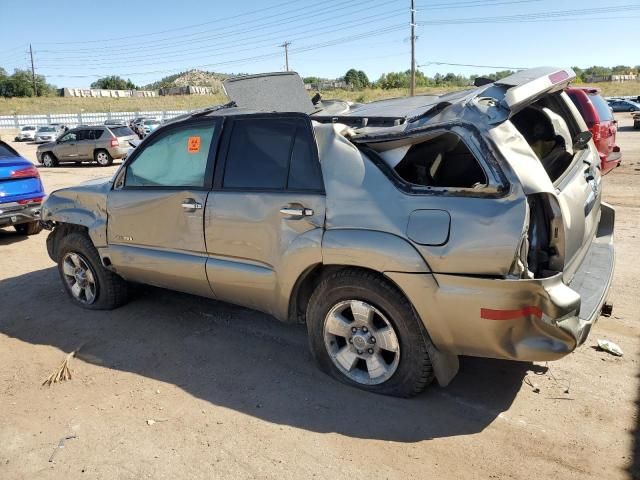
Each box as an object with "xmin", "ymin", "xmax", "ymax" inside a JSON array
[
  {"xmin": 29, "ymin": 44, "xmax": 37, "ymax": 96},
  {"xmin": 410, "ymin": 0, "xmax": 416, "ymax": 96},
  {"xmin": 280, "ymin": 41, "xmax": 291, "ymax": 72}
]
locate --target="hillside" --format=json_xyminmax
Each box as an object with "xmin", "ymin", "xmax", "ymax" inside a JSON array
[{"xmin": 144, "ymin": 70, "xmax": 230, "ymax": 92}]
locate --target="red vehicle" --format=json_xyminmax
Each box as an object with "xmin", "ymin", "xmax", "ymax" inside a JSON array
[{"xmin": 566, "ymin": 87, "xmax": 621, "ymax": 174}]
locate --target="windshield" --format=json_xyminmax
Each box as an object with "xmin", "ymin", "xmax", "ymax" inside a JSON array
[
  {"xmin": 21, "ymin": 126, "xmax": 36, "ymax": 131},
  {"xmin": 589, "ymin": 94, "xmax": 614, "ymax": 121},
  {"xmin": 144, "ymin": 120, "xmax": 159, "ymax": 125},
  {"xmin": 38, "ymin": 127, "xmax": 56, "ymax": 132}
]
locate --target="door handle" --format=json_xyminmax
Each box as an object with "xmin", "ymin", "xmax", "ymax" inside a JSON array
[
  {"xmin": 181, "ymin": 199, "xmax": 203, "ymax": 211},
  {"xmin": 280, "ymin": 206, "xmax": 314, "ymax": 217}
]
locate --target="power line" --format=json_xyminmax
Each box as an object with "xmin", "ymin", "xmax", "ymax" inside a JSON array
[
  {"xmin": 41, "ymin": 0, "xmax": 303, "ymax": 45},
  {"xmin": 36, "ymin": 5, "xmax": 400, "ymax": 67},
  {"xmin": 419, "ymin": 61, "xmax": 527, "ymax": 70},
  {"xmin": 40, "ymin": 24, "xmax": 407, "ymax": 79}
]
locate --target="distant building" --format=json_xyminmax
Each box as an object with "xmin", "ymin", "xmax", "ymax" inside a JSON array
[
  {"xmin": 159, "ymin": 86, "xmax": 217, "ymax": 96},
  {"xmin": 304, "ymin": 80, "xmax": 350, "ymax": 90},
  {"xmin": 584, "ymin": 73, "xmax": 637, "ymax": 83},
  {"xmin": 60, "ymin": 88, "xmax": 157, "ymax": 98}
]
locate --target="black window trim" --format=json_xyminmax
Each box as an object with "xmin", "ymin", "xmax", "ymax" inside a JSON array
[
  {"xmin": 213, "ymin": 112, "xmax": 325, "ymax": 194},
  {"xmin": 118, "ymin": 116, "xmax": 222, "ymax": 192}
]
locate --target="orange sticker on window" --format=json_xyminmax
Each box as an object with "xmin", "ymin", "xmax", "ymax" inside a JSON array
[{"xmin": 187, "ymin": 136, "xmax": 201, "ymax": 153}]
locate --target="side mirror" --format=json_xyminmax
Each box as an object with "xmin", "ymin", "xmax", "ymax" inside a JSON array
[{"xmin": 573, "ymin": 131, "xmax": 592, "ymax": 151}]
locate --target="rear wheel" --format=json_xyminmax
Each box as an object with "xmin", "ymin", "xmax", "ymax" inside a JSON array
[
  {"xmin": 14, "ymin": 221, "xmax": 42, "ymax": 235},
  {"xmin": 42, "ymin": 152, "xmax": 58, "ymax": 167},
  {"xmin": 57, "ymin": 232, "xmax": 129, "ymax": 310},
  {"xmin": 94, "ymin": 149, "xmax": 113, "ymax": 167},
  {"xmin": 306, "ymin": 269, "xmax": 434, "ymax": 397}
]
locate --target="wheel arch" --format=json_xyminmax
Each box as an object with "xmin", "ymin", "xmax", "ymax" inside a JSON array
[{"xmin": 292, "ymin": 264, "xmax": 460, "ymax": 387}]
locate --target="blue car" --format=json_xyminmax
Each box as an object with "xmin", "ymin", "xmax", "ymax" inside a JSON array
[
  {"xmin": 608, "ymin": 99, "xmax": 640, "ymax": 112},
  {"xmin": 0, "ymin": 141, "xmax": 45, "ymax": 235}
]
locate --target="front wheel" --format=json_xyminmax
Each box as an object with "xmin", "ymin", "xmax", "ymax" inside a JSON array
[
  {"xmin": 94, "ymin": 149, "xmax": 113, "ymax": 167},
  {"xmin": 57, "ymin": 232, "xmax": 129, "ymax": 310},
  {"xmin": 42, "ymin": 152, "xmax": 58, "ymax": 167},
  {"xmin": 306, "ymin": 269, "xmax": 434, "ymax": 397},
  {"xmin": 14, "ymin": 221, "xmax": 43, "ymax": 235}
]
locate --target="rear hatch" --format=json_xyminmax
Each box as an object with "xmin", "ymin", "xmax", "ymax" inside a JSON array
[
  {"xmin": 107, "ymin": 126, "xmax": 137, "ymax": 148},
  {"xmin": 491, "ymin": 69, "xmax": 603, "ymax": 282}
]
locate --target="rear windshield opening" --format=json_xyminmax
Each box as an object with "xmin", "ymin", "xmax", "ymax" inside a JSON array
[
  {"xmin": 511, "ymin": 95, "xmax": 580, "ymax": 182},
  {"xmin": 109, "ymin": 126, "xmax": 135, "ymax": 137},
  {"xmin": 387, "ymin": 132, "xmax": 487, "ymax": 189}
]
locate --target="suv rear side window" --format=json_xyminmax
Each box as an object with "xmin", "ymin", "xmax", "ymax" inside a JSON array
[
  {"xmin": 589, "ymin": 94, "xmax": 614, "ymax": 121},
  {"xmin": 125, "ymin": 124, "xmax": 215, "ymax": 188},
  {"xmin": 223, "ymin": 117, "xmax": 322, "ymax": 191}
]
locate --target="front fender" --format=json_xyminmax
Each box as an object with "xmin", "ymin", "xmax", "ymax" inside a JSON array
[
  {"xmin": 41, "ymin": 181, "xmax": 110, "ymax": 247},
  {"xmin": 322, "ymin": 229, "xmax": 431, "ymax": 273}
]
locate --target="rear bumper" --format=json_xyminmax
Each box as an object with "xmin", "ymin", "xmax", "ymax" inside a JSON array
[
  {"xmin": 0, "ymin": 202, "xmax": 42, "ymax": 227},
  {"xmin": 388, "ymin": 203, "xmax": 615, "ymax": 362},
  {"xmin": 601, "ymin": 147, "xmax": 622, "ymax": 174},
  {"xmin": 106, "ymin": 146, "xmax": 128, "ymax": 159}
]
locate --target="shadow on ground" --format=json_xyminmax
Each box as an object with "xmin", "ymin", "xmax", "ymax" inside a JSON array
[
  {"xmin": 0, "ymin": 228, "xmax": 33, "ymax": 246},
  {"xmin": 0, "ymin": 267, "xmax": 536, "ymax": 442}
]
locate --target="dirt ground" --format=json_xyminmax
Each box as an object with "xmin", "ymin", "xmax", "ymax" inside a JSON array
[{"xmin": 0, "ymin": 115, "xmax": 639, "ymax": 480}]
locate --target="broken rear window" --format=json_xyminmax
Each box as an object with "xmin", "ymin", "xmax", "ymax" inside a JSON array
[{"xmin": 384, "ymin": 132, "xmax": 487, "ymax": 189}]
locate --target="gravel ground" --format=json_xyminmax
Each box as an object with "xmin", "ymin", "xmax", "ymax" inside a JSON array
[{"xmin": 0, "ymin": 114, "xmax": 639, "ymax": 480}]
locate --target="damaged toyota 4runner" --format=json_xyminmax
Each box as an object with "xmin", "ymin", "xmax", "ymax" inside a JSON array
[{"xmin": 41, "ymin": 68, "xmax": 615, "ymax": 397}]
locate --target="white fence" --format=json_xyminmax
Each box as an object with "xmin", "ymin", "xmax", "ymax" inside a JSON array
[{"xmin": 0, "ymin": 110, "xmax": 191, "ymax": 129}]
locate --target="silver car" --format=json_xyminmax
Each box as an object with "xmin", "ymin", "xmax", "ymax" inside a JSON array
[
  {"xmin": 15, "ymin": 125, "xmax": 37, "ymax": 141},
  {"xmin": 34, "ymin": 126, "xmax": 61, "ymax": 143},
  {"xmin": 41, "ymin": 69, "xmax": 615, "ymax": 396},
  {"xmin": 36, "ymin": 125, "xmax": 137, "ymax": 167}
]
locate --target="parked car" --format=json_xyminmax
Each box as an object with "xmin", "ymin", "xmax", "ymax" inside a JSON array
[
  {"xmin": 566, "ymin": 87, "xmax": 621, "ymax": 174},
  {"xmin": 41, "ymin": 69, "xmax": 615, "ymax": 397},
  {"xmin": 104, "ymin": 119, "xmax": 127, "ymax": 126},
  {"xmin": 0, "ymin": 141, "xmax": 45, "ymax": 235},
  {"xmin": 36, "ymin": 125, "xmax": 137, "ymax": 167},
  {"xmin": 632, "ymin": 112, "xmax": 640, "ymax": 130},
  {"xmin": 608, "ymin": 99, "xmax": 640, "ymax": 112},
  {"xmin": 139, "ymin": 119, "xmax": 161, "ymax": 136},
  {"xmin": 14, "ymin": 125, "xmax": 37, "ymax": 142},
  {"xmin": 34, "ymin": 126, "xmax": 61, "ymax": 143}
]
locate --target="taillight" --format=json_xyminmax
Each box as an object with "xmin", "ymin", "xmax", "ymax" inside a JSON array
[
  {"xmin": 17, "ymin": 197, "xmax": 43, "ymax": 205},
  {"xmin": 11, "ymin": 166, "xmax": 39, "ymax": 178},
  {"xmin": 590, "ymin": 125, "xmax": 600, "ymax": 143},
  {"xmin": 110, "ymin": 138, "xmax": 119, "ymax": 147}
]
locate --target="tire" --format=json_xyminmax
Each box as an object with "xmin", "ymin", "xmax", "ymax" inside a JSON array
[
  {"xmin": 56, "ymin": 232, "xmax": 129, "ymax": 310},
  {"xmin": 42, "ymin": 152, "xmax": 58, "ymax": 167},
  {"xmin": 94, "ymin": 149, "xmax": 113, "ymax": 167},
  {"xmin": 14, "ymin": 221, "xmax": 43, "ymax": 235},
  {"xmin": 306, "ymin": 269, "xmax": 434, "ymax": 397}
]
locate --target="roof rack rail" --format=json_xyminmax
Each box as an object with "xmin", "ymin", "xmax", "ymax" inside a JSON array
[
  {"xmin": 312, "ymin": 115, "xmax": 405, "ymax": 128},
  {"xmin": 190, "ymin": 101, "xmax": 237, "ymax": 118}
]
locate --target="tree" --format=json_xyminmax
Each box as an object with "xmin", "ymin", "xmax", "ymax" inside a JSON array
[
  {"xmin": 0, "ymin": 68, "xmax": 55, "ymax": 97},
  {"xmin": 344, "ymin": 68, "xmax": 370, "ymax": 90},
  {"xmin": 303, "ymin": 76, "xmax": 320, "ymax": 84},
  {"xmin": 90, "ymin": 75, "xmax": 137, "ymax": 90}
]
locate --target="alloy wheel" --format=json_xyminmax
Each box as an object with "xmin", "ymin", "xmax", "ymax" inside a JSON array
[
  {"xmin": 61, "ymin": 252, "xmax": 97, "ymax": 304},
  {"xmin": 323, "ymin": 299, "xmax": 400, "ymax": 385}
]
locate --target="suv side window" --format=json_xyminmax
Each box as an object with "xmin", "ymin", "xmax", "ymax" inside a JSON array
[
  {"xmin": 90, "ymin": 129, "xmax": 104, "ymax": 140},
  {"xmin": 223, "ymin": 117, "xmax": 322, "ymax": 191},
  {"xmin": 75, "ymin": 129, "xmax": 90, "ymax": 141},
  {"xmin": 125, "ymin": 123, "xmax": 216, "ymax": 188},
  {"xmin": 59, "ymin": 131, "xmax": 77, "ymax": 142}
]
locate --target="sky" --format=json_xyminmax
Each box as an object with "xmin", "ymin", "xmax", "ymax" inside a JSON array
[{"xmin": 0, "ymin": 0, "xmax": 638, "ymax": 88}]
